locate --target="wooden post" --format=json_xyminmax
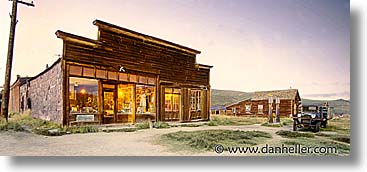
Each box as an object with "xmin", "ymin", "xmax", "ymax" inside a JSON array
[
  {"xmin": 131, "ymin": 84, "xmax": 136, "ymax": 124},
  {"xmin": 1, "ymin": 0, "xmax": 34, "ymax": 122}
]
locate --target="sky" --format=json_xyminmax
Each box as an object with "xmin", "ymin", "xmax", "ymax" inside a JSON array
[{"xmin": 0, "ymin": 0, "xmax": 350, "ymax": 100}]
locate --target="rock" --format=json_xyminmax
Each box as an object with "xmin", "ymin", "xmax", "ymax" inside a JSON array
[{"xmin": 48, "ymin": 129, "xmax": 61, "ymax": 136}]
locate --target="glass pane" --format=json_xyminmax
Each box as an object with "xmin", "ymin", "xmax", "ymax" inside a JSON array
[
  {"xmin": 165, "ymin": 93, "xmax": 181, "ymax": 111},
  {"xmin": 108, "ymin": 71, "xmax": 118, "ymax": 80},
  {"xmin": 172, "ymin": 94, "xmax": 180, "ymax": 112},
  {"xmin": 173, "ymin": 88, "xmax": 181, "ymax": 94},
  {"xmin": 165, "ymin": 88, "xmax": 172, "ymax": 93},
  {"xmin": 117, "ymin": 84, "xmax": 133, "ymax": 114},
  {"xmin": 69, "ymin": 77, "xmax": 99, "ymax": 122},
  {"xmin": 136, "ymin": 84, "xmax": 155, "ymax": 114},
  {"xmin": 69, "ymin": 65, "xmax": 82, "ymax": 76},
  {"xmin": 103, "ymin": 91, "xmax": 114, "ymax": 116},
  {"xmin": 165, "ymin": 93, "xmax": 172, "ymax": 111},
  {"xmin": 119, "ymin": 73, "xmax": 128, "ymax": 81},
  {"xmin": 190, "ymin": 90, "xmax": 202, "ymax": 112},
  {"xmin": 103, "ymin": 84, "xmax": 115, "ymax": 89},
  {"xmin": 96, "ymin": 69, "xmax": 106, "ymax": 79},
  {"xmin": 83, "ymin": 67, "xmax": 94, "ymax": 77}
]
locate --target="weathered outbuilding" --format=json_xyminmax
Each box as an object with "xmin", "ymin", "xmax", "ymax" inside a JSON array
[{"xmin": 226, "ymin": 89, "xmax": 301, "ymax": 117}]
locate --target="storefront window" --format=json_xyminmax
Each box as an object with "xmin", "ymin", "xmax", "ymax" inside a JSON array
[
  {"xmin": 190, "ymin": 90, "xmax": 202, "ymax": 112},
  {"xmin": 136, "ymin": 85, "xmax": 155, "ymax": 114},
  {"xmin": 117, "ymin": 84, "xmax": 133, "ymax": 114},
  {"xmin": 165, "ymin": 88, "xmax": 181, "ymax": 113},
  {"xmin": 69, "ymin": 77, "xmax": 99, "ymax": 122}
]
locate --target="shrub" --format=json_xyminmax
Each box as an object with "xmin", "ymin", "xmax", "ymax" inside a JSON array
[
  {"xmin": 135, "ymin": 121, "xmax": 150, "ymax": 129},
  {"xmin": 153, "ymin": 121, "xmax": 170, "ymax": 129},
  {"xmin": 208, "ymin": 120, "xmax": 218, "ymax": 126},
  {"xmin": 66, "ymin": 126, "xmax": 100, "ymax": 134}
]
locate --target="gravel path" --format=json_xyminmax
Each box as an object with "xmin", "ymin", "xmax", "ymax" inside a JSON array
[{"xmin": 0, "ymin": 125, "xmax": 291, "ymax": 156}]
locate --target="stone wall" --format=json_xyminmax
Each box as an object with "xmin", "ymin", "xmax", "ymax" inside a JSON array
[
  {"xmin": 19, "ymin": 83, "xmax": 30, "ymax": 112},
  {"xmin": 29, "ymin": 60, "xmax": 63, "ymax": 124}
]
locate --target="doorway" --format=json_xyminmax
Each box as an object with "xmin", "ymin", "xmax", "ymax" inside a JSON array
[
  {"xmin": 163, "ymin": 88, "xmax": 181, "ymax": 121},
  {"xmin": 102, "ymin": 84, "xmax": 116, "ymax": 124}
]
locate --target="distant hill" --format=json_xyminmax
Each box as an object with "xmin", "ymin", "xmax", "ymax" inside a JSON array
[
  {"xmin": 301, "ymin": 98, "xmax": 350, "ymax": 115},
  {"xmin": 211, "ymin": 89, "xmax": 350, "ymax": 114},
  {"xmin": 210, "ymin": 89, "xmax": 253, "ymax": 106}
]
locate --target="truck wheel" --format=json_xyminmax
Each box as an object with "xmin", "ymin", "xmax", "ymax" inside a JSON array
[
  {"xmin": 321, "ymin": 121, "xmax": 327, "ymax": 128},
  {"xmin": 293, "ymin": 120, "xmax": 297, "ymax": 131},
  {"xmin": 313, "ymin": 121, "xmax": 321, "ymax": 132}
]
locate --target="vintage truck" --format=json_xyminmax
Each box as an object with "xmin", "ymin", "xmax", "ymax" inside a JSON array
[{"xmin": 292, "ymin": 102, "xmax": 333, "ymax": 132}]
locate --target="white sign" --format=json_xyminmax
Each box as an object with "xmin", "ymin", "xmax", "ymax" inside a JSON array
[
  {"xmin": 119, "ymin": 65, "xmax": 126, "ymax": 72},
  {"xmin": 76, "ymin": 115, "xmax": 95, "ymax": 122}
]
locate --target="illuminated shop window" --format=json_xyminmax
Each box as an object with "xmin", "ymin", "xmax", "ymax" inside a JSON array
[
  {"xmin": 136, "ymin": 84, "xmax": 155, "ymax": 114},
  {"xmin": 69, "ymin": 77, "xmax": 99, "ymax": 121},
  {"xmin": 165, "ymin": 88, "xmax": 181, "ymax": 113},
  {"xmin": 117, "ymin": 84, "xmax": 134, "ymax": 114}
]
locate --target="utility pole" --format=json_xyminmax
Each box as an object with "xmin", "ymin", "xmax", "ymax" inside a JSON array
[{"xmin": 1, "ymin": 0, "xmax": 34, "ymax": 122}]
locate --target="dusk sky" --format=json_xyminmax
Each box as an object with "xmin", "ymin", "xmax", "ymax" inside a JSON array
[{"xmin": 0, "ymin": 0, "xmax": 350, "ymax": 100}]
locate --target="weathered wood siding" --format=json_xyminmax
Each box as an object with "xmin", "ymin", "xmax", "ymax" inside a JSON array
[
  {"xmin": 62, "ymin": 29, "xmax": 210, "ymax": 86},
  {"xmin": 226, "ymin": 99, "xmax": 299, "ymax": 117}
]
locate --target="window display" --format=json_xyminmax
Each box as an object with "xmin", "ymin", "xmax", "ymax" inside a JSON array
[
  {"xmin": 136, "ymin": 85, "xmax": 155, "ymax": 114},
  {"xmin": 117, "ymin": 84, "xmax": 133, "ymax": 114},
  {"xmin": 165, "ymin": 88, "xmax": 180, "ymax": 112},
  {"xmin": 69, "ymin": 77, "xmax": 99, "ymax": 121}
]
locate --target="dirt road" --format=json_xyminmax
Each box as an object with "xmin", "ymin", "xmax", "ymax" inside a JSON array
[{"xmin": 0, "ymin": 125, "xmax": 290, "ymax": 156}]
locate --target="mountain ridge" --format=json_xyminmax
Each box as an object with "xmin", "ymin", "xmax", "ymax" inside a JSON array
[{"xmin": 210, "ymin": 89, "xmax": 350, "ymax": 114}]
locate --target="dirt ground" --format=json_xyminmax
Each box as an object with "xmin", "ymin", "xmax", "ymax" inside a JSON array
[{"xmin": 0, "ymin": 124, "xmax": 293, "ymax": 156}]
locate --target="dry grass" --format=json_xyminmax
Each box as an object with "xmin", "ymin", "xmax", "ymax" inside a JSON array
[{"xmin": 160, "ymin": 129, "xmax": 272, "ymax": 152}]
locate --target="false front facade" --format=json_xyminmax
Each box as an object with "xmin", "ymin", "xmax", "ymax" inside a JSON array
[{"xmin": 12, "ymin": 20, "xmax": 212, "ymax": 126}]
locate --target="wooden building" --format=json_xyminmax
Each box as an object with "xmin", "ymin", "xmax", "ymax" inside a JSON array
[
  {"xmin": 210, "ymin": 105, "xmax": 226, "ymax": 115},
  {"xmin": 8, "ymin": 75, "xmax": 32, "ymax": 113},
  {"xmin": 10, "ymin": 20, "xmax": 212, "ymax": 126},
  {"xmin": 226, "ymin": 89, "xmax": 301, "ymax": 117}
]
